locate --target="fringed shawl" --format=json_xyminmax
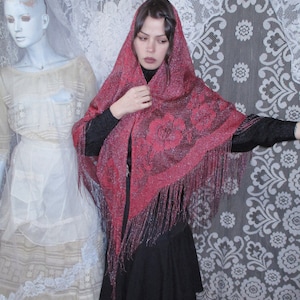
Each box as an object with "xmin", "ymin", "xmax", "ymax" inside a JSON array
[{"xmin": 73, "ymin": 3, "xmax": 248, "ymax": 288}]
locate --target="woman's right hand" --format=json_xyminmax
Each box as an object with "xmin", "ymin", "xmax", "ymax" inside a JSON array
[{"xmin": 110, "ymin": 85, "xmax": 152, "ymax": 119}]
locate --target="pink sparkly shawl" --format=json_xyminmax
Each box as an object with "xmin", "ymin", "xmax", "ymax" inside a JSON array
[{"xmin": 73, "ymin": 4, "xmax": 249, "ymax": 286}]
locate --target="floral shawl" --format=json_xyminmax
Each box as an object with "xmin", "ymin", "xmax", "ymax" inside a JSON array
[{"xmin": 73, "ymin": 2, "xmax": 248, "ymax": 287}]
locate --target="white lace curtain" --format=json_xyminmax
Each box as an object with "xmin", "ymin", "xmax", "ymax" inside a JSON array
[
  {"xmin": 0, "ymin": 0, "xmax": 299, "ymax": 299},
  {"xmin": 63, "ymin": 0, "xmax": 300, "ymax": 86},
  {"xmin": 1, "ymin": 0, "xmax": 299, "ymax": 85}
]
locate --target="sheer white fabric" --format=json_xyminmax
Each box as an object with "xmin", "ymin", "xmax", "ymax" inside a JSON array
[
  {"xmin": 0, "ymin": 57, "xmax": 97, "ymax": 244},
  {"xmin": 270, "ymin": 0, "xmax": 300, "ymax": 83},
  {"xmin": 0, "ymin": 57, "xmax": 106, "ymax": 300},
  {"xmin": 0, "ymin": 1, "xmax": 106, "ymax": 299}
]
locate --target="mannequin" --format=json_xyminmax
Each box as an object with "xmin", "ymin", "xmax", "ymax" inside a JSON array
[
  {"xmin": 0, "ymin": 0, "xmax": 105, "ymax": 298},
  {"xmin": 4, "ymin": 0, "xmax": 68, "ymax": 71},
  {"xmin": 0, "ymin": 160, "xmax": 5, "ymax": 189}
]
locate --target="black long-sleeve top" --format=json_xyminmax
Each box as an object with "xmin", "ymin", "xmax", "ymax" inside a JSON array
[
  {"xmin": 85, "ymin": 67, "xmax": 296, "ymax": 156},
  {"xmin": 84, "ymin": 108, "xmax": 296, "ymax": 156},
  {"xmin": 83, "ymin": 66, "xmax": 297, "ymax": 257},
  {"xmin": 84, "ymin": 103, "xmax": 296, "ymax": 240}
]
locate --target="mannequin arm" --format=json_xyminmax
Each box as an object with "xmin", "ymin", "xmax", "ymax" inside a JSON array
[{"xmin": 0, "ymin": 156, "xmax": 6, "ymax": 186}]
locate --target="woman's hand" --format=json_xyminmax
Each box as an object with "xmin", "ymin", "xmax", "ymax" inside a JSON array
[
  {"xmin": 110, "ymin": 85, "xmax": 152, "ymax": 119},
  {"xmin": 295, "ymin": 122, "xmax": 300, "ymax": 139}
]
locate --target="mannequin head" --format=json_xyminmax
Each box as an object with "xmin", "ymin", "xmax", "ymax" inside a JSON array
[{"xmin": 4, "ymin": 0, "xmax": 49, "ymax": 49}]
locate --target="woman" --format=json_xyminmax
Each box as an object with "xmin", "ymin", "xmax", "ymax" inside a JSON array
[
  {"xmin": 0, "ymin": 0, "xmax": 105, "ymax": 298},
  {"xmin": 73, "ymin": 0, "xmax": 299, "ymax": 299}
]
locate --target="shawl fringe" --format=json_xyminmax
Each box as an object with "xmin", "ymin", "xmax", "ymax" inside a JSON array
[{"xmin": 104, "ymin": 139, "xmax": 251, "ymax": 288}]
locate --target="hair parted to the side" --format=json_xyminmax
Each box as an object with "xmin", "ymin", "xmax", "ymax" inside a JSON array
[{"xmin": 132, "ymin": 0, "xmax": 176, "ymax": 76}]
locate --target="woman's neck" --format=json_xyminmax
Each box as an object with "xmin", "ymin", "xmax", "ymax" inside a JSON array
[{"xmin": 141, "ymin": 65, "xmax": 158, "ymax": 83}]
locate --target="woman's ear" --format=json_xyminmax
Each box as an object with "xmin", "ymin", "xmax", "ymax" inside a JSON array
[{"xmin": 42, "ymin": 14, "xmax": 49, "ymax": 29}]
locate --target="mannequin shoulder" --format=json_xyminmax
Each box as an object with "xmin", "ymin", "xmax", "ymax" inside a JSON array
[
  {"xmin": 74, "ymin": 56, "xmax": 96, "ymax": 78},
  {"xmin": 14, "ymin": 54, "xmax": 72, "ymax": 72}
]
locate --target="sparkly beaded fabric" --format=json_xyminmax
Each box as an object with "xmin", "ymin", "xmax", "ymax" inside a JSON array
[{"xmin": 73, "ymin": 1, "xmax": 249, "ymax": 287}]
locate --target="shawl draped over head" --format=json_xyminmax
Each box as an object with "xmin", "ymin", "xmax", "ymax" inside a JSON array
[{"xmin": 73, "ymin": 1, "xmax": 249, "ymax": 285}]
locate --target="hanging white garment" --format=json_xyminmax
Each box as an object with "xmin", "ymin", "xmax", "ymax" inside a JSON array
[{"xmin": 0, "ymin": 56, "xmax": 106, "ymax": 299}]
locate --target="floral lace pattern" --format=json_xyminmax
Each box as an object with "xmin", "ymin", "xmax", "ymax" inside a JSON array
[
  {"xmin": 1, "ymin": 0, "xmax": 299, "ymax": 299},
  {"xmin": 0, "ymin": 229, "xmax": 105, "ymax": 300}
]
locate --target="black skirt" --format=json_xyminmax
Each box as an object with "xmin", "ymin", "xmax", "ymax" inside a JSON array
[{"xmin": 100, "ymin": 221, "xmax": 203, "ymax": 300}]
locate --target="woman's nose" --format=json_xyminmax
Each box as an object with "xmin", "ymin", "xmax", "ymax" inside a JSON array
[{"xmin": 146, "ymin": 40, "xmax": 155, "ymax": 52}]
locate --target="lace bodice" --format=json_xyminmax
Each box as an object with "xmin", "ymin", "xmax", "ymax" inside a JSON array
[{"xmin": 0, "ymin": 56, "xmax": 97, "ymax": 146}]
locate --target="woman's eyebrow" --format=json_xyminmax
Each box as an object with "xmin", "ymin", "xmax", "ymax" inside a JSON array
[{"xmin": 140, "ymin": 30, "xmax": 167, "ymax": 38}]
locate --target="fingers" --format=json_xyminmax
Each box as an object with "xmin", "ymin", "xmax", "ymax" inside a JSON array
[
  {"xmin": 111, "ymin": 85, "xmax": 153, "ymax": 119},
  {"xmin": 130, "ymin": 85, "xmax": 152, "ymax": 106},
  {"xmin": 133, "ymin": 85, "xmax": 151, "ymax": 102}
]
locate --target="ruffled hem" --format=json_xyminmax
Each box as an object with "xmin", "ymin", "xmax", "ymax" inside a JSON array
[{"xmin": 0, "ymin": 227, "xmax": 106, "ymax": 300}]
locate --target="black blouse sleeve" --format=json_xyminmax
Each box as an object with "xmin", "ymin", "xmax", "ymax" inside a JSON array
[
  {"xmin": 85, "ymin": 108, "xmax": 119, "ymax": 156},
  {"xmin": 85, "ymin": 111, "xmax": 297, "ymax": 155},
  {"xmin": 232, "ymin": 114, "xmax": 296, "ymax": 152}
]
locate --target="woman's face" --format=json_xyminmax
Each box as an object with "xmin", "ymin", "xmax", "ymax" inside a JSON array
[
  {"xmin": 4, "ymin": 0, "xmax": 48, "ymax": 49},
  {"xmin": 133, "ymin": 16, "xmax": 169, "ymax": 70}
]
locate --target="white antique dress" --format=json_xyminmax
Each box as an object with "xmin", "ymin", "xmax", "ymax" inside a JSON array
[{"xmin": 0, "ymin": 56, "xmax": 105, "ymax": 299}]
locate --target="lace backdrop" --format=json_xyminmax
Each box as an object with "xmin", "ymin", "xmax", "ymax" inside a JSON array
[{"xmin": 0, "ymin": 0, "xmax": 299, "ymax": 299}]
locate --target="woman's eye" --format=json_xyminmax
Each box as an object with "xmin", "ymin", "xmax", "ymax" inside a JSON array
[
  {"xmin": 158, "ymin": 39, "xmax": 168, "ymax": 44},
  {"xmin": 21, "ymin": 15, "xmax": 31, "ymax": 22},
  {"xmin": 138, "ymin": 36, "xmax": 147, "ymax": 41}
]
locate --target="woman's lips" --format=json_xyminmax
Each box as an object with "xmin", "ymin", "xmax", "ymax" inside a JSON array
[{"xmin": 144, "ymin": 57, "xmax": 156, "ymax": 64}]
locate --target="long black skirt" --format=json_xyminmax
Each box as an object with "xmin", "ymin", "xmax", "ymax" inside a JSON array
[{"xmin": 100, "ymin": 221, "xmax": 203, "ymax": 300}]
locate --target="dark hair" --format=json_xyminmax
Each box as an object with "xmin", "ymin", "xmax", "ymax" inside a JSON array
[{"xmin": 132, "ymin": 0, "xmax": 176, "ymax": 66}]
